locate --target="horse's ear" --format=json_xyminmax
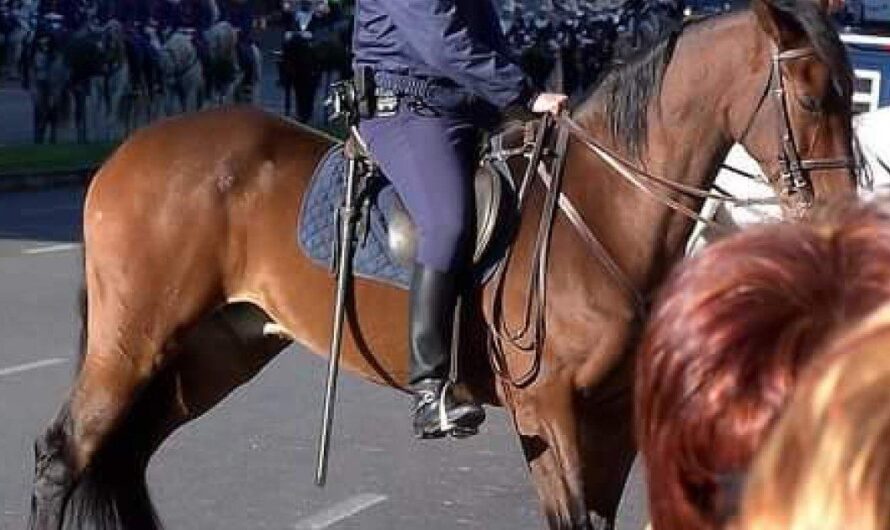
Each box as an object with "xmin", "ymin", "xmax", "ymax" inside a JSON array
[{"xmin": 751, "ymin": 0, "xmax": 808, "ymax": 49}]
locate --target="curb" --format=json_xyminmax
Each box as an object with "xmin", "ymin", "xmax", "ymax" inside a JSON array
[{"xmin": 0, "ymin": 166, "xmax": 96, "ymax": 193}]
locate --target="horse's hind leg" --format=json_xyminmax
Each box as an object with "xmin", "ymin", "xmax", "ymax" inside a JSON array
[
  {"xmin": 30, "ymin": 303, "xmax": 286, "ymax": 530},
  {"xmin": 30, "ymin": 256, "xmax": 217, "ymax": 530},
  {"xmin": 133, "ymin": 303, "xmax": 290, "ymax": 455},
  {"xmin": 31, "ymin": 320, "xmax": 168, "ymax": 529}
]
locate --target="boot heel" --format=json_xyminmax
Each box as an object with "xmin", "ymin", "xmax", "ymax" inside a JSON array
[
  {"xmin": 414, "ymin": 425, "xmax": 447, "ymax": 439},
  {"xmin": 448, "ymin": 426, "xmax": 479, "ymax": 439}
]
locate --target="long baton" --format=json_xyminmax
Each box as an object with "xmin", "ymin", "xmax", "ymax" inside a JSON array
[{"xmin": 315, "ymin": 132, "xmax": 360, "ymax": 487}]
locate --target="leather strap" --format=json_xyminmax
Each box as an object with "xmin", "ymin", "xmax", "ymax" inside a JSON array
[{"xmin": 536, "ymin": 163, "xmax": 647, "ymax": 314}]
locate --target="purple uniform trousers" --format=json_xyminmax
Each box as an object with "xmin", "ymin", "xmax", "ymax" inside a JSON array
[{"xmin": 360, "ymin": 105, "xmax": 478, "ymax": 273}]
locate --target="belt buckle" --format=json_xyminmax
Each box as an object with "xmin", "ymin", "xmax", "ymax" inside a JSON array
[{"xmin": 375, "ymin": 89, "xmax": 398, "ymax": 118}]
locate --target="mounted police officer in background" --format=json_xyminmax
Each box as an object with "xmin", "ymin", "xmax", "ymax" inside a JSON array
[
  {"xmin": 111, "ymin": 0, "xmax": 161, "ymax": 92},
  {"xmin": 282, "ymin": 0, "xmax": 346, "ymax": 123},
  {"xmin": 157, "ymin": 0, "xmax": 215, "ymax": 65},
  {"xmin": 353, "ymin": 0, "xmax": 568, "ymax": 439},
  {"xmin": 219, "ymin": 0, "xmax": 256, "ymax": 83}
]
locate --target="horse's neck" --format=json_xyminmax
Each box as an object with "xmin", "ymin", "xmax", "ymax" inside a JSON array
[{"xmin": 563, "ymin": 13, "xmax": 761, "ymax": 296}]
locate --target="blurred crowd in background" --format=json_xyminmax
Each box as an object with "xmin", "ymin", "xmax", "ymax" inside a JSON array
[{"xmin": 0, "ymin": 0, "xmax": 876, "ymax": 143}]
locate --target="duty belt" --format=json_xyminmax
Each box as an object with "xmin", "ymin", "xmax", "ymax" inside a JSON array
[
  {"xmin": 372, "ymin": 71, "xmax": 437, "ymax": 100},
  {"xmin": 357, "ymin": 69, "xmax": 465, "ymax": 119}
]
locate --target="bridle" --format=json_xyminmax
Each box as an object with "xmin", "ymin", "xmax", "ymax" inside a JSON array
[
  {"xmin": 737, "ymin": 45, "xmax": 857, "ymax": 211},
  {"xmin": 486, "ymin": 45, "xmax": 857, "ymax": 387}
]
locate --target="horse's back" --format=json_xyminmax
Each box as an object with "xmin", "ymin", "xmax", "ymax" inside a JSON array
[
  {"xmin": 85, "ymin": 106, "xmax": 335, "ymax": 264},
  {"xmin": 91, "ymin": 106, "xmax": 333, "ymax": 199}
]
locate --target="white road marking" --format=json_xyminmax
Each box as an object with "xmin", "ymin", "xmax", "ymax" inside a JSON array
[
  {"xmin": 0, "ymin": 358, "xmax": 68, "ymax": 378},
  {"xmin": 22, "ymin": 243, "xmax": 81, "ymax": 255},
  {"xmin": 294, "ymin": 494, "xmax": 388, "ymax": 530}
]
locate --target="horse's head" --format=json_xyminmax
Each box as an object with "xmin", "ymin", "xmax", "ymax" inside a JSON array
[{"xmin": 731, "ymin": 0, "xmax": 857, "ymax": 215}]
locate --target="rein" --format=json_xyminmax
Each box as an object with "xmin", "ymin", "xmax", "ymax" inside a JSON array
[{"xmin": 487, "ymin": 115, "xmax": 571, "ymax": 387}]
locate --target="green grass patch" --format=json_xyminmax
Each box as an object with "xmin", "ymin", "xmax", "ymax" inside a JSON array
[{"xmin": 0, "ymin": 142, "xmax": 118, "ymax": 174}]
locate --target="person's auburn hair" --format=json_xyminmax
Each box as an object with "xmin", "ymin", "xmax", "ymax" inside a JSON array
[
  {"xmin": 635, "ymin": 200, "xmax": 890, "ymax": 530},
  {"xmin": 736, "ymin": 306, "xmax": 890, "ymax": 530}
]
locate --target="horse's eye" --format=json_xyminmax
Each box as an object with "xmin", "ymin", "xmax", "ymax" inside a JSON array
[{"xmin": 799, "ymin": 94, "xmax": 822, "ymax": 114}]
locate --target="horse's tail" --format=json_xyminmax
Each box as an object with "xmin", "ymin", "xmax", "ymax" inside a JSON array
[
  {"xmin": 62, "ymin": 416, "xmax": 163, "ymax": 530},
  {"xmin": 60, "ymin": 268, "xmax": 163, "ymax": 530}
]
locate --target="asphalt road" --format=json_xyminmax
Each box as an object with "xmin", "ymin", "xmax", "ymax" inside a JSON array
[{"xmin": 0, "ymin": 187, "xmax": 648, "ymax": 530}]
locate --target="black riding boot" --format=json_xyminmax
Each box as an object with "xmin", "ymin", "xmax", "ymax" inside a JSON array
[{"xmin": 409, "ymin": 265, "xmax": 485, "ymax": 439}]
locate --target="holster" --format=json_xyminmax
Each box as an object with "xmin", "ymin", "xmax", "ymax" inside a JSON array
[{"xmin": 353, "ymin": 66, "xmax": 402, "ymax": 119}]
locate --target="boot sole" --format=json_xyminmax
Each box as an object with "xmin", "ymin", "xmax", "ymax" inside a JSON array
[{"xmin": 414, "ymin": 410, "xmax": 485, "ymax": 440}]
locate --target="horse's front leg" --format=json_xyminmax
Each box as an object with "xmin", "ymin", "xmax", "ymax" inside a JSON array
[
  {"xmin": 576, "ymin": 357, "xmax": 637, "ymax": 530},
  {"xmin": 506, "ymin": 368, "xmax": 593, "ymax": 529}
]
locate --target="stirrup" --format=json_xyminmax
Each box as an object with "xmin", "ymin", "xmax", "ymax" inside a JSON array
[
  {"xmin": 413, "ymin": 387, "xmax": 447, "ymax": 439},
  {"xmin": 438, "ymin": 381, "xmax": 479, "ymax": 439},
  {"xmin": 437, "ymin": 380, "xmax": 455, "ymax": 433},
  {"xmin": 412, "ymin": 380, "xmax": 483, "ymax": 439}
]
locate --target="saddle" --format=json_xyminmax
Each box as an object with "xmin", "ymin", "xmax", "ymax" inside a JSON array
[{"xmin": 297, "ymin": 125, "xmax": 527, "ymax": 290}]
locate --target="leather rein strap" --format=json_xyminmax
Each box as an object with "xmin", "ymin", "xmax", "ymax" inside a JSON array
[{"xmin": 487, "ymin": 115, "xmax": 564, "ymax": 387}]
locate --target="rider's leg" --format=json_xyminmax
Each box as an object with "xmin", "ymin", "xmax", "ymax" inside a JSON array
[{"xmin": 360, "ymin": 105, "xmax": 484, "ymax": 438}]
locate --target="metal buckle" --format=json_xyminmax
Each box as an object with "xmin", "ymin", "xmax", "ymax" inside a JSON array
[{"xmin": 374, "ymin": 89, "xmax": 398, "ymax": 118}]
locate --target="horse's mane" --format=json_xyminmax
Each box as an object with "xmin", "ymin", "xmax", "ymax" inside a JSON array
[
  {"xmin": 591, "ymin": 26, "xmax": 682, "ymax": 160},
  {"xmin": 576, "ymin": 0, "xmax": 852, "ymax": 160}
]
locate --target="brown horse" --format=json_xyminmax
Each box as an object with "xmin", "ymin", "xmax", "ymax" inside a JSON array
[{"xmin": 28, "ymin": 1, "xmax": 857, "ymax": 529}]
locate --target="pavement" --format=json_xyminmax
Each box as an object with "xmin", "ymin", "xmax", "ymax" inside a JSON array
[{"xmin": 0, "ymin": 187, "xmax": 650, "ymax": 530}]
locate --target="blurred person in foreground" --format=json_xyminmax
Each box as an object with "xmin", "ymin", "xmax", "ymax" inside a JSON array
[
  {"xmin": 635, "ymin": 199, "xmax": 890, "ymax": 530},
  {"xmin": 735, "ymin": 301, "xmax": 890, "ymax": 530}
]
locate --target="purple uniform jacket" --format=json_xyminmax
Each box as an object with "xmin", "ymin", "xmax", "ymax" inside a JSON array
[{"xmin": 352, "ymin": 0, "xmax": 533, "ymax": 110}]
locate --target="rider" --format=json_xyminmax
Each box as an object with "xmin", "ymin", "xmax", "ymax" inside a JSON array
[
  {"xmin": 353, "ymin": 0, "xmax": 567, "ymax": 438},
  {"xmin": 156, "ymin": 0, "xmax": 212, "ymax": 66},
  {"xmin": 115, "ymin": 0, "xmax": 161, "ymax": 92}
]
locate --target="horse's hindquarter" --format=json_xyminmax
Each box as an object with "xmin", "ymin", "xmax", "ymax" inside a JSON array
[{"xmin": 85, "ymin": 107, "xmax": 411, "ymax": 389}]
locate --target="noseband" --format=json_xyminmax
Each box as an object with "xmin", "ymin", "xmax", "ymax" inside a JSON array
[{"xmin": 738, "ymin": 46, "xmax": 856, "ymax": 208}]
